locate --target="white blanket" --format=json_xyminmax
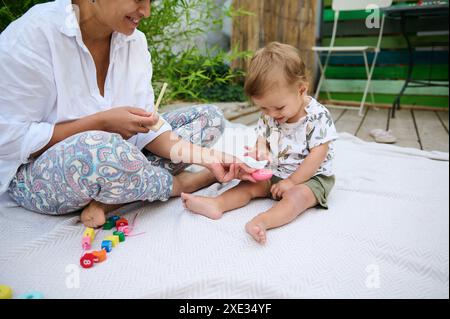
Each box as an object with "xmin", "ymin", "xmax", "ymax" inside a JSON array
[{"xmin": 0, "ymin": 123, "xmax": 448, "ymax": 299}]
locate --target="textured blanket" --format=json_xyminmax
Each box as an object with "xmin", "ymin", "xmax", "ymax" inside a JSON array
[{"xmin": 0, "ymin": 123, "xmax": 448, "ymax": 299}]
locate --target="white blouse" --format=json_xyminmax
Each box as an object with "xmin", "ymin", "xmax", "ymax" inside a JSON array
[{"xmin": 0, "ymin": 0, "xmax": 172, "ymax": 199}]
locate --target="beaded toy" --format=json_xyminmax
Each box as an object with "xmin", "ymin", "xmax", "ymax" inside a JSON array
[{"xmin": 80, "ymin": 212, "xmax": 144, "ymax": 269}]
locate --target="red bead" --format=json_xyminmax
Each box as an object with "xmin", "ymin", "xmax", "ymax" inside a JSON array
[
  {"xmin": 115, "ymin": 218, "xmax": 129, "ymax": 228},
  {"xmin": 80, "ymin": 253, "xmax": 95, "ymax": 269}
]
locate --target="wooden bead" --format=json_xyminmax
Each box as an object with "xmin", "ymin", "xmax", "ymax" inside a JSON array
[
  {"xmin": 117, "ymin": 225, "xmax": 130, "ymax": 236},
  {"xmin": 103, "ymin": 221, "xmax": 115, "ymax": 230},
  {"xmin": 104, "ymin": 235, "xmax": 119, "ymax": 247},
  {"xmin": 115, "ymin": 218, "xmax": 129, "ymax": 228},
  {"xmin": 81, "ymin": 236, "xmax": 92, "ymax": 250},
  {"xmin": 92, "ymin": 250, "xmax": 107, "ymax": 263},
  {"xmin": 113, "ymin": 231, "xmax": 125, "ymax": 242},
  {"xmin": 80, "ymin": 253, "xmax": 95, "ymax": 269},
  {"xmin": 101, "ymin": 240, "xmax": 113, "ymax": 253},
  {"xmin": 83, "ymin": 228, "xmax": 95, "ymax": 240},
  {"xmin": 18, "ymin": 291, "xmax": 44, "ymax": 299},
  {"xmin": 0, "ymin": 285, "xmax": 13, "ymax": 299}
]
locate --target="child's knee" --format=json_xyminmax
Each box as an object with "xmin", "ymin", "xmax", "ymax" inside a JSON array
[{"xmin": 283, "ymin": 185, "xmax": 316, "ymax": 208}]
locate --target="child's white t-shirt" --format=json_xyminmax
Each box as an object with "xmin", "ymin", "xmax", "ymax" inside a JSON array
[{"xmin": 255, "ymin": 97, "xmax": 339, "ymax": 179}]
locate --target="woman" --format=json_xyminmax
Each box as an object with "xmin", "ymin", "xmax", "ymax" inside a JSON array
[{"xmin": 0, "ymin": 0, "xmax": 255, "ymax": 227}]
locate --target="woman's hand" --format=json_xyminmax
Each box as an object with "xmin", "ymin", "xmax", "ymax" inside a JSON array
[
  {"xmin": 203, "ymin": 150, "xmax": 257, "ymax": 183},
  {"xmin": 270, "ymin": 178, "xmax": 296, "ymax": 199},
  {"xmin": 97, "ymin": 107, "xmax": 160, "ymax": 139}
]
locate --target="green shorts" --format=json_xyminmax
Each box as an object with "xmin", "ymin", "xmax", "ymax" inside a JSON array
[{"xmin": 269, "ymin": 174, "xmax": 336, "ymax": 209}]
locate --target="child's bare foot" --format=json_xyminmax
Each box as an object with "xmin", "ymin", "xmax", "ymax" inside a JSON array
[
  {"xmin": 80, "ymin": 200, "xmax": 107, "ymax": 228},
  {"xmin": 245, "ymin": 219, "xmax": 267, "ymax": 245},
  {"xmin": 181, "ymin": 193, "xmax": 223, "ymax": 220}
]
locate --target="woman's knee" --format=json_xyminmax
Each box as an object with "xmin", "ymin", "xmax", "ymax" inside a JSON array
[{"xmin": 201, "ymin": 104, "xmax": 226, "ymax": 135}]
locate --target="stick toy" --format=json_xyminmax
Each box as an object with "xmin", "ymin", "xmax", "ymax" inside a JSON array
[{"xmin": 148, "ymin": 82, "xmax": 168, "ymax": 131}]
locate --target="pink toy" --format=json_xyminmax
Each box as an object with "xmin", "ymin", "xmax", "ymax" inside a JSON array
[
  {"xmin": 81, "ymin": 236, "xmax": 91, "ymax": 250},
  {"xmin": 252, "ymin": 169, "xmax": 273, "ymax": 182}
]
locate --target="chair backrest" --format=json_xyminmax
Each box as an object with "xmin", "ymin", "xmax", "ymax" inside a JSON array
[{"xmin": 332, "ymin": 0, "xmax": 393, "ymax": 11}]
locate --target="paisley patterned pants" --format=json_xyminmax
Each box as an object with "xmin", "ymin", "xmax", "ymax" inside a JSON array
[{"xmin": 8, "ymin": 105, "xmax": 225, "ymax": 215}]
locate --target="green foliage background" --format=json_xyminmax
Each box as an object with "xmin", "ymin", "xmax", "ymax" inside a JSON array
[{"xmin": 0, "ymin": 0, "xmax": 250, "ymax": 104}]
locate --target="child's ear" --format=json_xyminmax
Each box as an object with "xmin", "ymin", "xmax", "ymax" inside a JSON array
[{"xmin": 298, "ymin": 84, "xmax": 308, "ymax": 96}]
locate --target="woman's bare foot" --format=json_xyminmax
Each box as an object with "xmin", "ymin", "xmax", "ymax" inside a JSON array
[
  {"xmin": 245, "ymin": 218, "xmax": 267, "ymax": 245},
  {"xmin": 181, "ymin": 193, "xmax": 224, "ymax": 220},
  {"xmin": 171, "ymin": 169, "xmax": 216, "ymax": 197},
  {"xmin": 80, "ymin": 201, "xmax": 123, "ymax": 228}
]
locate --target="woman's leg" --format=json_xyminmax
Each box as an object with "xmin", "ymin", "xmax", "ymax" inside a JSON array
[
  {"xmin": 181, "ymin": 181, "xmax": 271, "ymax": 220},
  {"xmin": 144, "ymin": 104, "xmax": 226, "ymax": 175},
  {"xmin": 8, "ymin": 131, "xmax": 174, "ymax": 220}
]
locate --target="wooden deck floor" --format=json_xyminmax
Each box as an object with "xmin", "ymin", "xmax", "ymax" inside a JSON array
[{"xmin": 163, "ymin": 102, "xmax": 449, "ymax": 153}]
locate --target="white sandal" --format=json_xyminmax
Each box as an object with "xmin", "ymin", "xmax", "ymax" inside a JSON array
[{"xmin": 370, "ymin": 129, "xmax": 397, "ymax": 144}]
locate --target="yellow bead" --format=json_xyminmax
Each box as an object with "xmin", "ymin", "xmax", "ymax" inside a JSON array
[
  {"xmin": 0, "ymin": 285, "xmax": 13, "ymax": 299},
  {"xmin": 83, "ymin": 228, "xmax": 95, "ymax": 240},
  {"xmin": 104, "ymin": 235, "xmax": 119, "ymax": 247}
]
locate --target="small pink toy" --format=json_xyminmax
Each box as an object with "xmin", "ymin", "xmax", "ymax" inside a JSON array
[
  {"xmin": 252, "ymin": 169, "xmax": 273, "ymax": 182},
  {"xmin": 81, "ymin": 236, "xmax": 91, "ymax": 250}
]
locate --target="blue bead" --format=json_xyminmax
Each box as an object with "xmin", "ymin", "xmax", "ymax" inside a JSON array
[
  {"xmin": 101, "ymin": 240, "xmax": 113, "ymax": 252},
  {"xmin": 18, "ymin": 291, "xmax": 44, "ymax": 299}
]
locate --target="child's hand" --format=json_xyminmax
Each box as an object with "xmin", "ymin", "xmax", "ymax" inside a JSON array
[
  {"xmin": 244, "ymin": 145, "xmax": 272, "ymax": 163},
  {"xmin": 270, "ymin": 179, "xmax": 296, "ymax": 199}
]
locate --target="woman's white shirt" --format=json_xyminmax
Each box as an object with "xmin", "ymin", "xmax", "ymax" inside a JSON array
[{"xmin": 0, "ymin": 0, "xmax": 172, "ymax": 197}]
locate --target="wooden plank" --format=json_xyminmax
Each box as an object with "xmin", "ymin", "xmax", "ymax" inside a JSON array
[
  {"xmin": 329, "ymin": 108, "xmax": 365, "ymax": 135},
  {"xmin": 231, "ymin": 111, "xmax": 261, "ymax": 126},
  {"xmin": 388, "ymin": 110, "xmax": 421, "ymax": 149},
  {"xmin": 327, "ymin": 107, "xmax": 345, "ymax": 124},
  {"xmin": 413, "ymin": 110, "xmax": 449, "ymax": 152},
  {"xmin": 321, "ymin": 35, "xmax": 449, "ymax": 49},
  {"xmin": 324, "ymin": 65, "xmax": 448, "ymax": 81},
  {"xmin": 232, "ymin": 0, "xmax": 317, "ymax": 88},
  {"xmin": 322, "ymin": 79, "xmax": 449, "ymax": 96},
  {"xmin": 323, "ymin": 51, "xmax": 449, "ymax": 66},
  {"xmin": 436, "ymin": 111, "xmax": 449, "ymax": 133},
  {"xmin": 356, "ymin": 108, "xmax": 390, "ymax": 142},
  {"xmin": 324, "ymin": 0, "xmax": 415, "ymax": 6},
  {"xmin": 321, "ymin": 17, "xmax": 449, "ymax": 37},
  {"xmin": 319, "ymin": 92, "xmax": 449, "ymax": 108}
]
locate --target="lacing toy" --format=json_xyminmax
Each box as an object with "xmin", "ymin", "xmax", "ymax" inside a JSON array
[{"xmin": 80, "ymin": 212, "xmax": 144, "ymax": 269}]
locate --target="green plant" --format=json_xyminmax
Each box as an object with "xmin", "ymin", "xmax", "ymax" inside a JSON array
[
  {"xmin": 1, "ymin": 0, "xmax": 251, "ymax": 104},
  {"xmin": 1, "ymin": 0, "xmax": 49, "ymax": 32},
  {"xmin": 139, "ymin": 0, "xmax": 252, "ymax": 104}
]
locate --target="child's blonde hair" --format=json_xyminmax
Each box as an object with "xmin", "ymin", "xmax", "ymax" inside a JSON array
[{"xmin": 244, "ymin": 42, "xmax": 308, "ymax": 98}]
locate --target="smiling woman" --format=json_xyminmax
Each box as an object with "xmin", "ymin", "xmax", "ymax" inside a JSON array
[{"xmin": 0, "ymin": 0, "xmax": 255, "ymax": 227}]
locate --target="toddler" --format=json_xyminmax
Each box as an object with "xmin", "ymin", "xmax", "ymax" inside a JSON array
[{"xmin": 181, "ymin": 42, "xmax": 338, "ymax": 244}]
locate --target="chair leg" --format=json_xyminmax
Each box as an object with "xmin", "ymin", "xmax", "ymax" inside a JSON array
[
  {"xmin": 363, "ymin": 52, "xmax": 377, "ymax": 110},
  {"xmin": 359, "ymin": 52, "xmax": 377, "ymax": 116},
  {"xmin": 315, "ymin": 52, "xmax": 332, "ymax": 101}
]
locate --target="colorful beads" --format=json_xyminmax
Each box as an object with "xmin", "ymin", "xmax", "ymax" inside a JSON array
[
  {"xmin": 92, "ymin": 250, "xmax": 107, "ymax": 263},
  {"xmin": 81, "ymin": 236, "xmax": 92, "ymax": 250},
  {"xmin": 113, "ymin": 231, "xmax": 125, "ymax": 242},
  {"xmin": 103, "ymin": 220, "xmax": 115, "ymax": 230},
  {"xmin": 80, "ymin": 253, "xmax": 95, "ymax": 269},
  {"xmin": 0, "ymin": 285, "xmax": 13, "ymax": 299},
  {"xmin": 83, "ymin": 227, "xmax": 95, "ymax": 240},
  {"xmin": 101, "ymin": 240, "xmax": 113, "ymax": 253},
  {"xmin": 117, "ymin": 225, "xmax": 130, "ymax": 236},
  {"xmin": 104, "ymin": 235, "xmax": 119, "ymax": 247},
  {"xmin": 116, "ymin": 218, "xmax": 129, "ymax": 228},
  {"xmin": 18, "ymin": 291, "xmax": 44, "ymax": 299}
]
